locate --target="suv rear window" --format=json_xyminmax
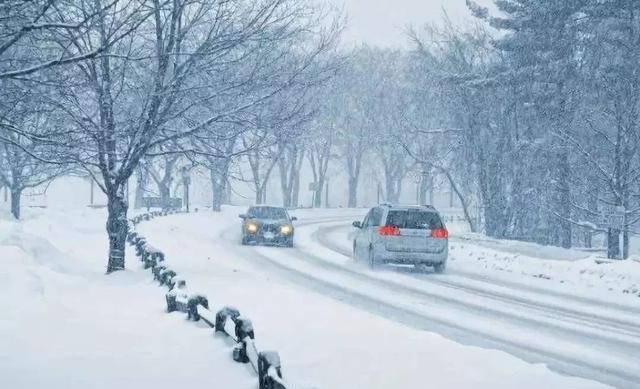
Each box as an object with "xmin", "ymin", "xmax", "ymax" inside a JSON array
[{"xmin": 385, "ymin": 210, "xmax": 443, "ymax": 230}]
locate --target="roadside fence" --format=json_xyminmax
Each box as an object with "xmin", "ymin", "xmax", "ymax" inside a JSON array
[{"xmin": 127, "ymin": 209, "xmax": 289, "ymax": 389}]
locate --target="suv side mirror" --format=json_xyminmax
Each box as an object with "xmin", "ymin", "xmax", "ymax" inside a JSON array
[
  {"xmin": 352, "ymin": 221, "xmax": 362, "ymax": 229},
  {"xmin": 291, "ymin": 216, "xmax": 298, "ymax": 221},
  {"xmin": 239, "ymin": 214, "xmax": 247, "ymax": 219}
]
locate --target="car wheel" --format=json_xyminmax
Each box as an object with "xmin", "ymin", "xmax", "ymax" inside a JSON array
[
  {"xmin": 241, "ymin": 235, "xmax": 249, "ymax": 245},
  {"xmin": 368, "ymin": 246, "xmax": 375, "ymax": 270},
  {"xmin": 286, "ymin": 238, "xmax": 294, "ymax": 248},
  {"xmin": 434, "ymin": 261, "xmax": 446, "ymax": 274},
  {"xmin": 414, "ymin": 264, "xmax": 429, "ymax": 273}
]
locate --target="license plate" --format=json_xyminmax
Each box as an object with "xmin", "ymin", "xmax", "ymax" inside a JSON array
[
  {"xmin": 400, "ymin": 229, "xmax": 424, "ymax": 237},
  {"xmin": 264, "ymin": 232, "xmax": 276, "ymax": 240}
]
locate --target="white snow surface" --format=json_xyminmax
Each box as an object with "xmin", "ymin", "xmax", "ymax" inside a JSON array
[
  {"xmin": 0, "ymin": 207, "xmax": 254, "ymax": 389},
  {"xmin": 325, "ymin": 220, "xmax": 640, "ymax": 302},
  {"xmin": 2, "ymin": 205, "xmax": 636, "ymax": 388},
  {"xmin": 134, "ymin": 206, "xmax": 623, "ymax": 389}
]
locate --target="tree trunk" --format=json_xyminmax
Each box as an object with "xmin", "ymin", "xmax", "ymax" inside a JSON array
[
  {"xmin": 256, "ymin": 185, "xmax": 266, "ymax": 205},
  {"xmin": 211, "ymin": 169, "xmax": 228, "ymax": 212},
  {"xmin": 584, "ymin": 230, "xmax": 592, "ymax": 249},
  {"xmin": 10, "ymin": 188, "xmax": 21, "ymax": 219},
  {"xmin": 106, "ymin": 188, "xmax": 128, "ymax": 273},
  {"xmin": 159, "ymin": 181, "xmax": 170, "ymax": 208},
  {"xmin": 558, "ymin": 145, "xmax": 572, "ymax": 249},
  {"xmin": 281, "ymin": 186, "xmax": 292, "ymax": 207},
  {"xmin": 345, "ymin": 148, "xmax": 362, "ymax": 208},
  {"xmin": 134, "ymin": 167, "xmax": 147, "ymax": 209},
  {"xmin": 290, "ymin": 167, "xmax": 301, "ymax": 208},
  {"xmin": 442, "ymin": 169, "xmax": 476, "ymax": 233},
  {"xmin": 313, "ymin": 178, "xmax": 324, "ymax": 208},
  {"xmin": 606, "ymin": 228, "xmax": 620, "ymax": 260},
  {"xmin": 278, "ymin": 156, "xmax": 290, "ymax": 207},
  {"xmin": 418, "ymin": 174, "xmax": 430, "ymax": 206},
  {"xmin": 279, "ymin": 158, "xmax": 292, "ymax": 207},
  {"xmin": 347, "ymin": 176, "xmax": 358, "ymax": 208},
  {"xmin": 449, "ymin": 185, "xmax": 455, "ymax": 207},
  {"xmin": 384, "ymin": 175, "xmax": 402, "ymax": 204}
]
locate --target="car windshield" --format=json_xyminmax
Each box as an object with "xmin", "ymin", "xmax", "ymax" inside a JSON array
[
  {"xmin": 385, "ymin": 210, "xmax": 443, "ymax": 230},
  {"xmin": 248, "ymin": 206, "xmax": 288, "ymax": 220}
]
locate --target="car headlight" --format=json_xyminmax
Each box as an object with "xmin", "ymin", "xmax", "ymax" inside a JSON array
[
  {"xmin": 280, "ymin": 224, "xmax": 293, "ymax": 235},
  {"xmin": 246, "ymin": 222, "xmax": 258, "ymax": 233}
]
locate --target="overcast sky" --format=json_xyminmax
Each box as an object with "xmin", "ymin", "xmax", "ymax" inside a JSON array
[{"xmin": 337, "ymin": 0, "xmax": 494, "ymax": 47}]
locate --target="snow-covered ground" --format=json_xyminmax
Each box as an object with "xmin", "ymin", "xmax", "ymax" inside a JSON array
[
  {"xmin": 0, "ymin": 207, "xmax": 254, "ymax": 389},
  {"xmin": 298, "ymin": 217, "xmax": 640, "ymax": 388},
  {"xmin": 322, "ymin": 220, "xmax": 640, "ymax": 302},
  {"xmin": 2, "ymin": 205, "xmax": 638, "ymax": 388},
  {"xmin": 135, "ymin": 206, "xmax": 638, "ymax": 388}
]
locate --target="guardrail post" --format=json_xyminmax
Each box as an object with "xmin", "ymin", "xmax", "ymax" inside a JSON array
[
  {"xmin": 232, "ymin": 317, "xmax": 254, "ymax": 364},
  {"xmin": 215, "ymin": 307, "xmax": 240, "ymax": 334},
  {"xmin": 233, "ymin": 341, "xmax": 250, "ymax": 363},
  {"xmin": 235, "ymin": 316, "xmax": 254, "ymax": 340},
  {"xmin": 135, "ymin": 238, "xmax": 147, "ymax": 257},
  {"xmin": 187, "ymin": 295, "xmax": 208, "ymax": 321},
  {"xmin": 166, "ymin": 278, "xmax": 188, "ymax": 313},
  {"xmin": 142, "ymin": 250, "xmax": 152, "ymax": 269},
  {"xmin": 153, "ymin": 265, "xmax": 166, "ymax": 282},
  {"xmin": 166, "ymin": 293, "xmax": 177, "ymax": 312},
  {"xmin": 154, "ymin": 252, "xmax": 164, "ymax": 264},
  {"xmin": 161, "ymin": 270, "xmax": 176, "ymax": 287},
  {"xmin": 258, "ymin": 352, "xmax": 286, "ymax": 389}
]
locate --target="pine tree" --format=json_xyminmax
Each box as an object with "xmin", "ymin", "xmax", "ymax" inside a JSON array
[{"xmin": 469, "ymin": 0, "xmax": 585, "ymax": 248}]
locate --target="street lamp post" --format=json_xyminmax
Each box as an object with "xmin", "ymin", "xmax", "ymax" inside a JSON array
[{"xmin": 181, "ymin": 167, "xmax": 191, "ymax": 212}]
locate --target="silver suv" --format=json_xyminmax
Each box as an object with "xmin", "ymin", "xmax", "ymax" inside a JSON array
[{"xmin": 352, "ymin": 204, "xmax": 448, "ymax": 272}]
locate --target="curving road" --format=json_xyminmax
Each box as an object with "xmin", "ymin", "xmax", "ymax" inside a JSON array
[{"xmin": 225, "ymin": 215, "xmax": 640, "ymax": 388}]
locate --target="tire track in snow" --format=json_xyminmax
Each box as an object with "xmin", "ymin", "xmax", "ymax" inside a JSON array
[
  {"xmin": 312, "ymin": 222, "xmax": 640, "ymax": 338},
  {"xmin": 217, "ymin": 216, "xmax": 640, "ymax": 388},
  {"xmin": 319, "ymin": 222, "xmax": 640, "ymax": 317}
]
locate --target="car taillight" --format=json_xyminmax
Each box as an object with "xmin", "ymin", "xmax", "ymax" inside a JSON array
[
  {"xmin": 431, "ymin": 228, "xmax": 449, "ymax": 238},
  {"xmin": 378, "ymin": 225, "xmax": 400, "ymax": 236}
]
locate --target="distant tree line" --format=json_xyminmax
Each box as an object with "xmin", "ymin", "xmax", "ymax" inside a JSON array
[
  {"xmin": 0, "ymin": 0, "xmax": 342, "ymax": 272},
  {"xmin": 402, "ymin": 0, "xmax": 640, "ymax": 259},
  {"xmin": 1, "ymin": 0, "xmax": 637, "ymax": 269}
]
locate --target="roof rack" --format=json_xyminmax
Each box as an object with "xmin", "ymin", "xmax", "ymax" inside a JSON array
[{"xmin": 379, "ymin": 203, "xmax": 436, "ymax": 210}]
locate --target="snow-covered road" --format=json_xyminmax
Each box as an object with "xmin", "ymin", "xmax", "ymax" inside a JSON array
[
  {"xmin": 296, "ymin": 220, "xmax": 640, "ymax": 388},
  {"xmin": 138, "ymin": 208, "xmax": 640, "ymax": 389}
]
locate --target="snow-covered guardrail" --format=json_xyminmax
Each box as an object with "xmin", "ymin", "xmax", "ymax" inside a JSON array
[{"xmin": 126, "ymin": 209, "xmax": 290, "ymax": 389}]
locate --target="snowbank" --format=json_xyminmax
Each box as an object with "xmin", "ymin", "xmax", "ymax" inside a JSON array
[{"xmin": 0, "ymin": 207, "xmax": 252, "ymax": 389}]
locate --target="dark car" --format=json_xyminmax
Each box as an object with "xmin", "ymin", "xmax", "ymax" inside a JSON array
[{"xmin": 239, "ymin": 206, "xmax": 297, "ymax": 247}]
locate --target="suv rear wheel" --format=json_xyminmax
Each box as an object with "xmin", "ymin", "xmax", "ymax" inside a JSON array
[
  {"xmin": 434, "ymin": 261, "xmax": 446, "ymax": 274},
  {"xmin": 368, "ymin": 246, "xmax": 375, "ymax": 270}
]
